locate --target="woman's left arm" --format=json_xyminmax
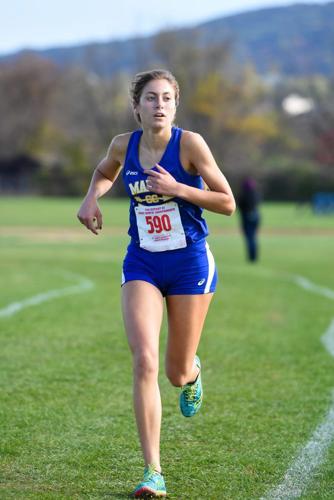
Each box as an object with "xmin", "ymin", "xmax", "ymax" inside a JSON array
[{"xmin": 145, "ymin": 131, "xmax": 236, "ymax": 215}]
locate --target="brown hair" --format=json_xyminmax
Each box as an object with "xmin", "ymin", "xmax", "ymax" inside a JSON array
[{"xmin": 130, "ymin": 69, "xmax": 180, "ymax": 123}]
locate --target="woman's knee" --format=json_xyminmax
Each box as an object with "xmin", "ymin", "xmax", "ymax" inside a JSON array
[
  {"xmin": 133, "ymin": 351, "xmax": 159, "ymax": 379},
  {"xmin": 165, "ymin": 362, "xmax": 192, "ymax": 387}
]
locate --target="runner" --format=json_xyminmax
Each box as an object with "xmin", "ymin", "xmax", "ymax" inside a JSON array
[{"xmin": 77, "ymin": 69, "xmax": 236, "ymax": 498}]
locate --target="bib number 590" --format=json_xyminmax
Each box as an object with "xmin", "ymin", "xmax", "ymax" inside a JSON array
[{"xmin": 146, "ymin": 214, "xmax": 172, "ymax": 234}]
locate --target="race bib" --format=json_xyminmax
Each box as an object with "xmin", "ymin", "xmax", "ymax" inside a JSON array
[{"xmin": 135, "ymin": 201, "xmax": 187, "ymax": 252}]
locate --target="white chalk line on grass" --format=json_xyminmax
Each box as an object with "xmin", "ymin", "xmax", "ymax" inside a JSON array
[
  {"xmin": 0, "ymin": 271, "xmax": 94, "ymax": 318},
  {"xmin": 322, "ymin": 318, "xmax": 334, "ymax": 358},
  {"xmin": 292, "ymin": 275, "xmax": 334, "ymax": 301},
  {"xmin": 262, "ymin": 393, "xmax": 334, "ymax": 500},
  {"xmin": 255, "ymin": 270, "xmax": 334, "ymax": 500}
]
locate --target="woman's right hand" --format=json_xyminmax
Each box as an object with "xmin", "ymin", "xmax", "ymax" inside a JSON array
[{"xmin": 77, "ymin": 196, "xmax": 103, "ymax": 235}]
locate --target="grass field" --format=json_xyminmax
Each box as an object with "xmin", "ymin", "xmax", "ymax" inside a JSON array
[{"xmin": 0, "ymin": 197, "xmax": 334, "ymax": 499}]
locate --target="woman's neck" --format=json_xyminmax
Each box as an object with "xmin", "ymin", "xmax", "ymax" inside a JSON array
[{"xmin": 141, "ymin": 127, "xmax": 172, "ymax": 153}]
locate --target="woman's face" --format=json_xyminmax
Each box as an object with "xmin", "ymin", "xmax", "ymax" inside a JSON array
[{"xmin": 135, "ymin": 78, "xmax": 177, "ymax": 129}]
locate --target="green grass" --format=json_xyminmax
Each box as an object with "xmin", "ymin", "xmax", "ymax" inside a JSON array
[
  {"xmin": 0, "ymin": 197, "xmax": 334, "ymax": 499},
  {"xmin": 1, "ymin": 196, "xmax": 334, "ymax": 230}
]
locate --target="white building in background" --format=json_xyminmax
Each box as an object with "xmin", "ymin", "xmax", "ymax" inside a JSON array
[{"xmin": 282, "ymin": 93, "xmax": 315, "ymax": 116}]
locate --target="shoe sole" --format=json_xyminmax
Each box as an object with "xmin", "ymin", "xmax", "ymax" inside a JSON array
[{"xmin": 134, "ymin": 486, "xmax": 167, "ymax": 498}]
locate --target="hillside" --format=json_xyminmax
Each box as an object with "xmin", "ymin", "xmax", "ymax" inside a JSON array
[{"xmin": 1, "ymin": 2, "xmax": 333, "ymax": 77}]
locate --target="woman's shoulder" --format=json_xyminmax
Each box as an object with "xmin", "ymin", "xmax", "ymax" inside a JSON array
[
  {"xmin": 180, "ymin": 129, "xmax": 207, "ymax": 154},
  {"xmin": 104, "ymin": 131, "xmax": 137, "ymax": 164},
  {"xmin": 111, "ymin": 131, "xmax": 134, "ymax": 151},
  {"xmin": 180, "ymin": 129, "xmax": 202, "ymax": 141},
  {"xmin": 179, "ymin": 130, "xmax": 209, "ymax": 174},
  {"xmin": 107, "ymin": 131, "xmax": 137, "ymax": 161}
]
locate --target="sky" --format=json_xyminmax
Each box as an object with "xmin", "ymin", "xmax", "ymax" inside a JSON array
[{"xmin": 0, "ymin": 0, "xmax": 329, "ymax": 55}]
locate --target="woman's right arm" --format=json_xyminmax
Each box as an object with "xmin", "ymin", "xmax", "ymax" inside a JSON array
[{"xmin": 77, "ymin": 133, "xmax": 129, "ymax": 235}]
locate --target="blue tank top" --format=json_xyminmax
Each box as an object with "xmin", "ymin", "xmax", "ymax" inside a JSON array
[{"xmin": 122, "ymin": 126, "xmax": 209, "ymax": 248}]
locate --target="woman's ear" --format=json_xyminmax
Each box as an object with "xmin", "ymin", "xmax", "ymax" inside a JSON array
[{"xmin": 132, "ymin": 104, "xmax": 141, "ymax": 124}]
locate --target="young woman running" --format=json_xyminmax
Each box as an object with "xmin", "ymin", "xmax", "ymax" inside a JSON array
[{"xmin": 77, "ymin": 69, "xmax": 235, "ymax": 498}]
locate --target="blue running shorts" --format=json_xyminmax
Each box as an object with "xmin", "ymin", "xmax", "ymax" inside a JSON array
[{"xmin": 122, "ymin": 239, "xmax": 217, "ymax": 296}]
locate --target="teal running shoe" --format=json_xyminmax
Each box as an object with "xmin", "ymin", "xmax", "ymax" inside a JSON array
[
  {"xmin": 133, "ymin": 465, "xmax": 166, "ymax": 498},
  {"xmin": 180, "ymin": 355, "xmax": 203, "ymax": 417}
]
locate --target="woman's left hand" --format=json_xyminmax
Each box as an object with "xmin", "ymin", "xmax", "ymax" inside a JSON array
[{"xmin": 144, "ymin": 164, "xmax": 179, "ymax": 197}]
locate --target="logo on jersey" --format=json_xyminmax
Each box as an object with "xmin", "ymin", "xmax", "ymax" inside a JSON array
[
  {"xmin": 129, "ymin": 180, "xmax": 173, "ymax": 204},
  {"xmin": 197, "ymin": 279, "xmax": 206, "ymax": 286},
  {"xmin": 126, "ymin": 170, "xmax": 138, "ymax": 175},
  {"xmin": 129, "ymin": 180, "xmax": 148, "ymax": 195}
]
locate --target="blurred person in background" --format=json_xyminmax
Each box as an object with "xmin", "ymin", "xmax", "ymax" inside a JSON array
[
  {"xmin": 77, "ymin": 69, "xmax": 235, "ymax": 498},
  {"xmin": 237, "ymin": 177, "xmax": 261, "ymax": 262}
]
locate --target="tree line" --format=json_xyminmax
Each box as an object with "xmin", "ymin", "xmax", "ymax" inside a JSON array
[{"xmin": 0, "ymin": 32, "xmax": 333, "ymax": 200}]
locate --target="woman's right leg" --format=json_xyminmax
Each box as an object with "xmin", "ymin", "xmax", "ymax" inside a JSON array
[{"xmin": 122, "ymin": 280, "xmax": 164, "ymax": 471}]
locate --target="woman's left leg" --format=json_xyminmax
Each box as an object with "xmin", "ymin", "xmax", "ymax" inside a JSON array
[{"xmin": 165, "ymin": 294, "xmax": 213, "ymax": 388}]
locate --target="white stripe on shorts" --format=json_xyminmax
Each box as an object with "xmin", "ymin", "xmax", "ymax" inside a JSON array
[{"xmin": 204, "ymin": 242, "xmax": 215, "ymax": 293}]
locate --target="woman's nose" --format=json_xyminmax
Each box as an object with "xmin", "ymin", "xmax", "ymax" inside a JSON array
[{"xmin": 155, "ymin": 97, "xmax": 164, "ymax": 108}]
